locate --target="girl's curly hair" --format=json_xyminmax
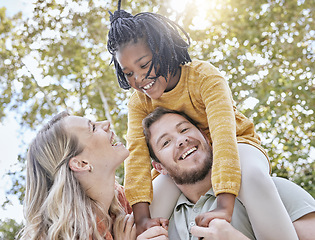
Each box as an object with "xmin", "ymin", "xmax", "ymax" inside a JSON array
[{"xmin": 107, "ymin": 0, "xmax": 191, "ymax": 90}]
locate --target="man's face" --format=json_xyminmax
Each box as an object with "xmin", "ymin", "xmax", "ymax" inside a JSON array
[{"xmin": 149, "ymin": 113, "xmax": 212, "ymax": 185}]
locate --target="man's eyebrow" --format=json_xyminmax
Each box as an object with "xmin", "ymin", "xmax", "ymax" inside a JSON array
[
  {"xmin": 175, "ymin": 120, "xmax": 190, "ymax": 128},
  {"xmin": 155, "ymin": 120, "xmax": 189, "ymax": 145},
  {"xmin": 156, "ymin": 132, "xmax": 168, "ymax": 145}
]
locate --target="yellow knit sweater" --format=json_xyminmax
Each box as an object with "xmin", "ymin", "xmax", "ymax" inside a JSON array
[{"xmin": 125, "ymin": 59, "xmax": 268, "ymax": 206}]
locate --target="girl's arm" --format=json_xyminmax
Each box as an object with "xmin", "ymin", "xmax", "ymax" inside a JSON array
[{"xmin": 195, "ymin": 193, "xmax": 236, "ymax": 226}]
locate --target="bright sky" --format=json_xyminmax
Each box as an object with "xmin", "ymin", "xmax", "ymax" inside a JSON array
[{"xmin": 0, "ymin": 0, "xmax": 37, "ymax": 223}]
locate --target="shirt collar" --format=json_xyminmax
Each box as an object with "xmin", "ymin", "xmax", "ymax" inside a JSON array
[{"xmin": 175, "ymin": 188, "xmax": 215, "ymax": 211}]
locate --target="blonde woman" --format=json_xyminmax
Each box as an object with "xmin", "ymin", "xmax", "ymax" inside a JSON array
[{"xmin": 19, "ymin": 112, "xmax": 168, "ymax": 240}]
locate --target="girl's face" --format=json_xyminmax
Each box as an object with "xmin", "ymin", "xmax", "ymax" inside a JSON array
[
  {"xmin": 116, "ymin": 40, "xmax": 178, "ymax": 99},
  {"xmin": 64, "ymin": 116, "xmax": 129, "ymax": 172}
]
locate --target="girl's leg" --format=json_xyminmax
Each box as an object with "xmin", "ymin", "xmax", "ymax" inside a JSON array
[
  {"xmin": 237, "ymin": 143, "xmax": 298, "ymax": 240},
  {"xmin": 149, "ymin": 174, "xmax": 181, "ymax": 219}
]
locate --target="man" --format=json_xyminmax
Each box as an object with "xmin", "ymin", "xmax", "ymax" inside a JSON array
[{"xmin": 142, "ymin": 107, "xmax": 315, "ymax": 240}]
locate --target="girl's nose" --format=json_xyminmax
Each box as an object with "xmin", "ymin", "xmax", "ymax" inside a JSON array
[{"xmin": 134, "ymin": 72, "xmax": 145, "ymax": 83}]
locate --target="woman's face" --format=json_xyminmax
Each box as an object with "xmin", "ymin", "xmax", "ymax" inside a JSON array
[{"xmin": 64, "ymin": 116, "xmax": 129, "ymax": 172}]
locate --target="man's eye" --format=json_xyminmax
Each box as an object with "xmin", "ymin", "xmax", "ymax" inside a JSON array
[
  {"xmin": 181, "ymin": 128, "xmax": 189, "ymax": 133},
  {"xmin": 162, "ymin": 140, "xmax": 170, "ymax": 147}
]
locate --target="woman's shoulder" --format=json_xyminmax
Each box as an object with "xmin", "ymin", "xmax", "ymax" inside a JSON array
[{"xmin": 115, "ymin": 183, "xmax": 132, "ymax": 214}]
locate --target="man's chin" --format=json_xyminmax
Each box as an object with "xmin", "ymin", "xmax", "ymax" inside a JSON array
[{"xmin": 171, "ymin": 167, "xmax": 210, "ymax": 185}]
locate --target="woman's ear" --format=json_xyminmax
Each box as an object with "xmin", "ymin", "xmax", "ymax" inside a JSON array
[
  {"xmin": 69, "ymin": 157, "xmax": 90, "ymax": 172},
  {"xmin": 152, "ymin": 161, "xmax": 168, "ymax": 175}
]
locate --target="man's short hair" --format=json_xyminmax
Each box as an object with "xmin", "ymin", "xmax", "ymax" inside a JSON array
[{"xmin": 142, "ymin": 107, "xmax": 200, "ymax": 163}]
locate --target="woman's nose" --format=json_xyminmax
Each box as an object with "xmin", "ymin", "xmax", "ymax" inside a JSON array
[{"xmin": 98, "ymin": 120, "xmax": 110, "ymax": 131}]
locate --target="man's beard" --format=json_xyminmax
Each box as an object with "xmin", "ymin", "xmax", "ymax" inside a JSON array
[{"xmin": 168, "ymin": 150, "xmax": 213, "ymax": 185}]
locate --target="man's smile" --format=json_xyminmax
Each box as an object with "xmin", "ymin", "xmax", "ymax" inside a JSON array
[{"xmin": 179, "ymin": 146, "xmax": 197, "ymax": 160}]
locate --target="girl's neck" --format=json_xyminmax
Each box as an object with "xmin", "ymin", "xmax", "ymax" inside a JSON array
[{"xmin": 165, "ymin": 67, "xmax": 181, "ymax": 92}]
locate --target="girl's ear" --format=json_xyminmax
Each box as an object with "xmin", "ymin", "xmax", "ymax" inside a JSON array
[
  {"xmin": 152, "ymin": 161, "xmax": 168, "ymax": 175},
  {"xmin": 69, "ymin": 157, "xmax": 90, "ymax": 172}
]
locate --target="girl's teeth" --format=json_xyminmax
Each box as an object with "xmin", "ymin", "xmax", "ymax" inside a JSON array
[{"xmin": 143, "ymin": 80, "xmax": 155, "ymax": 90}]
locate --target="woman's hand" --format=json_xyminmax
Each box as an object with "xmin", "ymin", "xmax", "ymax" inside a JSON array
[
  {"xmin": 137, "ymin": 226, "xmax": 169, "ymax": 240},
  {"xmin": 121, "ymin": 214, "xmax": 137, "ymax": 240},
  {"xmin": 190, "ymin": 218, "xmax": 249, "ymax": 240}
]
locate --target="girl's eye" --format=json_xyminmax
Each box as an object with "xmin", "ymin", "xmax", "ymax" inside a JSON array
[
  {"xmin": 92, "ymin": 124, "xmax": 96, "ymax": 132},
  {"xmin": 125, "ymin": 72, "xmax": 133, "ymax": 77},
  {"xmin": 141, "ymin": 60, "xmax": 151, "ymax": 68}
]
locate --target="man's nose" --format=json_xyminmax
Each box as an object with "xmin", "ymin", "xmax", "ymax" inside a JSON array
[{"xmin": 177, "ymin": 136, "xmax": 189, "ymax": 147}]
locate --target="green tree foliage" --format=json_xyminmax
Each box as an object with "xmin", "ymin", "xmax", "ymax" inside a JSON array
[
  {"xmin": 0, "ymin": 0, "xmax": 314, "ymax": 236},
  {"xmin": 0, "ymin": 219, "xmax": 23, "ymax": 240}
]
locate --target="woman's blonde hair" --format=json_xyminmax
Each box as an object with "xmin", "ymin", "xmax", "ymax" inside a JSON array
[{"xmin": 19, "ymin": 111, "xmax": 127, "ymax": 239}]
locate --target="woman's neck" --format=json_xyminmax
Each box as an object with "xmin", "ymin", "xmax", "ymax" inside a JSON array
[{"xmin": 84, "ymin": 173, "xmax": 116, "ymax": 212}]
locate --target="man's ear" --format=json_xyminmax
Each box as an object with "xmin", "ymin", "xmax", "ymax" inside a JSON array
[
  {"xmin": 200, "ymin": 128, "xmax": 211, "ymax": 146},
  {"xmin": 69, "ymin": 157, "xmax": 90, "ymax": 172},
  {"xmin": 152, "ymin": 161, "xmax": 168, "ymax": 175}
]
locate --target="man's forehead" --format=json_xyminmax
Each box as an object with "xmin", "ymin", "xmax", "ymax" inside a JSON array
[{"xmin": 150, "ymin": 113, "xmax": 190, "ymax": 137}]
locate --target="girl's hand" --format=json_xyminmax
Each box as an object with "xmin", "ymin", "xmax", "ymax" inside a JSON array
[
  {"xmin": 137, "ymin": 226, "xmax": 169, "ymax": 240},
  {"xmin": 136, "ymin": 217, "xmax": 169, "ymax": 236},
  {"xmin": 195, "ymin": 193, "xmax": 235, "ymax": 227},
  {"xmin": 190, "ymin": 218, "xmax": 249, "ymax": 240},
  {"xmin": 122, "ymin": 214, "xmax": 137, "ymax": 240}
]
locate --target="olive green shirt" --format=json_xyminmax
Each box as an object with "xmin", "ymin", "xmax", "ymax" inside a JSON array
[{"xmin": 169, "ymin": 177, "xmax": 315, "ymax": 240}]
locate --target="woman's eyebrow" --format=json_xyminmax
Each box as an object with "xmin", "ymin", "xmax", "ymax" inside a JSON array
[{"xmin": 87, "ymin": 119, "xmax": 92, "ymax": 132}]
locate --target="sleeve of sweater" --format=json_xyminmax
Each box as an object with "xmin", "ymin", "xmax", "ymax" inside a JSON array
[
  {"xmin": 199, "ymin": 66, "xmax": 241, "ymax": 196},
  {"xmin": 124, "ymin": 94, "xmax": 153, "ymax": 206}
]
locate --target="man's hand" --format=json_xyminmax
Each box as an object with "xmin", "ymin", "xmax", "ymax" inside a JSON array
[
  {"xmin": 191, "ymin": 218, "xmax": 250, "ymax": 240},
  {"xmin": 195, "ymin": 193, "xmax": 235, "ymax": 227}
]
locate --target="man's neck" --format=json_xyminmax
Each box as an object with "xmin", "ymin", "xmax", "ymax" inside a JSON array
[{"xmin": 176, "ymin": 172, "xmax": 212, "ymax": 204}]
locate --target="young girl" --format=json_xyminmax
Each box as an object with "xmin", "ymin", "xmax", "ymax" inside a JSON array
[{"xmin": 107, "ymin": 1, "xmax": 298, "ymax": 239}]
